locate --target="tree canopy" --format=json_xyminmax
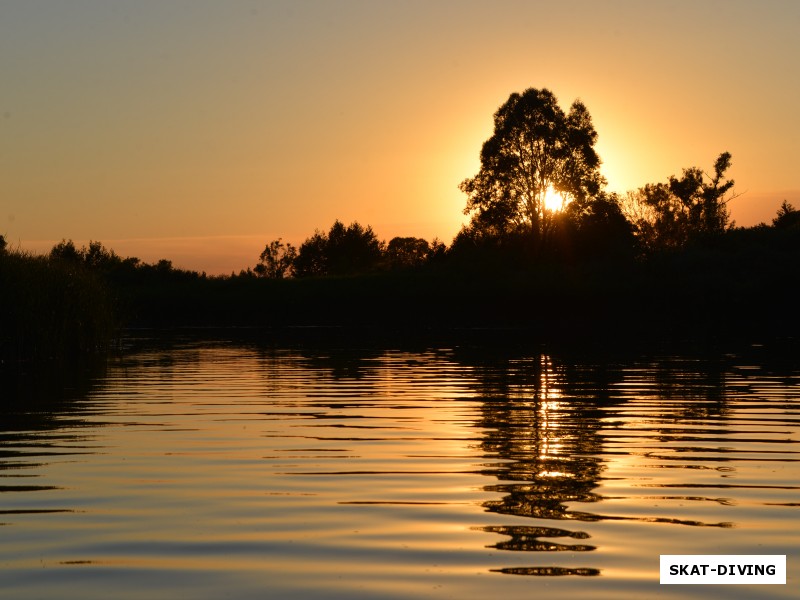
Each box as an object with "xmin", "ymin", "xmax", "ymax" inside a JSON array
[
  {"xmin": 772, "ymin": 201, "xmax": 800, "ymax": 229},
  {"xmin": 293, "ymin": 220, "xmax": 383, "ymax": 277},
  {"xmin": 255, "ymin": 239, "xmax": 297, "ymax": 279},
  {"xmin": 622, "ymin": 152, "xmax": 736, "ymax": 252},
  {"xmin": 460, "ymin": 88, "xmax": 605, "ymax": 242}
]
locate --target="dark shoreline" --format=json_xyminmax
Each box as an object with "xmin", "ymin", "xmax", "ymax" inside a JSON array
[
  {"xmin": 2, "ymin": 223, "xmax": 797, "ymax": 372},
  {"xmin": 118, "ymin": 261, "xmax": 797, "ymax": 344}
]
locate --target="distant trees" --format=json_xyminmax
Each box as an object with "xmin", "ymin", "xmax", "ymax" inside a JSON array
[
  {"xmin": 84, "ymin": 240, "xmax": 123, "ymax": 270},
  {"xmin": 622, "ymin": 152, "xmax": 737, "ymax": 252},
  {"xmin": 8, "ymin": 83, "xmax": 798, "ymax": 337},
  {"xmin": 45, "ymin": 239, "xmax": 205, "ymax": 285},
  {"xmin": 236, "ymin": 90, "xmax": 791, "ymax": 277},
  {"xmin": 50, "ymin": 239, "xmax": 83, "ymax": 262},
  {"xmin": 772, "ymin": 201, "xmax": 800, "ymax": 229},
  {"xmin": 460, "ymin": 88, "xmax": 604, "ymax": 243},
  {"xmin": 293, "ymin": 220, "xmax": 383, "ymax": 277},
  {"xmin": 255, "ymin": 239, "xmax": 297, "ymax": 279},
  {"xmin": 385, "ymin": 237, "xmax": 430, "ymax": 270},
  {"xmin": 50, "ymin": 239, "xmax": 141, "ymax": 272},
  {"xmin": 253, "ymin": 224, "xmax": 448, "ymax": 278}
]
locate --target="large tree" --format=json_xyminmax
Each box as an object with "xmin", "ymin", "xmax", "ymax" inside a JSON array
[{"xmin": 460, "ymin": 88, "xmax": 605, "ymax": 243}]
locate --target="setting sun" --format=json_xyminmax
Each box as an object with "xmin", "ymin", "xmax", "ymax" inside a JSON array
[
  {"xmin": 3, "ymin": 2, "xmax": 800, "ymax": 598},
  {"xmin": 543, "ymin": 187, "xmax": 568, "ymax": 213}
]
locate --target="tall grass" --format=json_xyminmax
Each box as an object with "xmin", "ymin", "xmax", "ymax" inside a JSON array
[{"xmin": 0, "ymin": 249, "xmax": 116, "ymax": 368}]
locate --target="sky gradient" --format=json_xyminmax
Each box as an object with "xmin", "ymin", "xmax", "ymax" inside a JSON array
[{"xmin": 2, "ymin": 1, "xmax": 799, "ymax": 274}]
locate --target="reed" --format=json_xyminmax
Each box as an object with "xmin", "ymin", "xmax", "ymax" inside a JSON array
[{"xmin": 0, "ymin": 248, "xmax": 116, "ymax": 368}]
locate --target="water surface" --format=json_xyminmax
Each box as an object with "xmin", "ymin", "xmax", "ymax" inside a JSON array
[{"xmin": 1, "ymin": 338, "xmax": 798, "ymax": 598}]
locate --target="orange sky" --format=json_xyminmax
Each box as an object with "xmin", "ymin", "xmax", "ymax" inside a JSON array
[{"xmin": 2, "ymin": 1, "xmax": 799, "ymax": 274}]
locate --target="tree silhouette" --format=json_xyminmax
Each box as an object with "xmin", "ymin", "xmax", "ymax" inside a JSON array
[
  {"xmin": 772, "ymin": 201, "xmax": 800, "ymax": 229},
  {"xmin": 562, "ymin": 191, "xmax": 635, "ymax": 260},
  {"xmin": 50, "ymin": 239, "xmax": 83, "ymax": 262},
  {"xmin": 48, "ymin": 239, "xmax": 140, "ymax": 275},
  {"xmin": 294, "ymin": 220, "xmax": 383, "ymax": 277},
  {"xmin": 293, "ymin": 231, "xmax": 328, "ymax": 277},
  {"xmin": 623, "ymin": 152, "xmax": 736, "ymax": 252},
  {"xmin": 385, "ymin": 236, "xmax": 430, "ymax": 270},
  {"xmin": 460, "ymin": 88, "xmax": 604, "ymax": 244},
  {"xmin": 669, "ymin": 151, "xmax": 735, "ymax": 236},
  {"xmin": 255, "ymin": 238, "xmax": 297, "ymax": 279},
  {"xmin": 83, "ymin": 241, "xmax": 119, "ymax": 270}
]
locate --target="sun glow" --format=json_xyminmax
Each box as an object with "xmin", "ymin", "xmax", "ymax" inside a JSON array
[{"xmin": 543, "ymin": 187, "xmax": 568, "ymax": 213}]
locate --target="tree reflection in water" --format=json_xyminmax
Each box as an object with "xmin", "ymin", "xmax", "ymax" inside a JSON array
[
  {"xmin": 463, "ymin": 348, "xmax": 743, "ymax": 576},
  {"xmin": 0, "ymin": 360, "xmax": 106, "ymax": 524},
  {"xmin": 466, "ymin": 352, "xmax": 607, "ymax": 569}
]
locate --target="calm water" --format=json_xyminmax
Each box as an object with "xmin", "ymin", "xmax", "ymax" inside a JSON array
[{"xmin": 1, "ymin": 337, "xmax": 798, "ymax": 599}]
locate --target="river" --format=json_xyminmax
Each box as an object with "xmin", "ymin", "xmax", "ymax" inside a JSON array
[{"xmin": 1, "ymin": 335, "xmax": 798, "ymax": 599}]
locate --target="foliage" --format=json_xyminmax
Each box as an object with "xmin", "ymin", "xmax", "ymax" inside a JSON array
[
  {"xmin": 50, "ymin": 239, "xmax": 141, "ymax": 272},
  {"xmin": 7, "ymin": 87, "xmax": 798, "ymax": 342},
  {"xmin": 292, "ymin": 231, "xmax": 328, "ymax": 277},
  {"xmin": 772, "ymin": 201, "xmax": 800, "ymax": 229},
  {"xmin": 50, "ymin": 238, "xmax": 83, "ymax": 262},
  {"xmin": 294, "ymin": 220, "xmax": 383, "ymax": 277},
  {"xmin": 562, "ymin": 192, "xmax": 636, "ymax": 260},
  {"xmin": 255, "ymin": 238, "xmax": 297, "ymax": 278},
  {"xmin": 0, "ymin": 249, "xmax": 115, "ymax": 366},
  {"xmin": 451, "ymin": 191, "xmax": 634, "ymax": 268},
  {"xmin": 622, "ymin": 184, "xmax": 683, "ymax": 252},
  {"xmin": 460, "ymin": 88, "xmax": 604, "ymax": 243},
  {"xmin": 669, "ymin": 151, "xmax": 735, "ymax": 235},
  {"xmin": 622, "ymin": 152, "xmax": 736, "ymax": 252},
  {"xmin": 427, "ymin": 238, "xmax": 448, "ymax": 262},
  {"xmin": 385, "ymin": 237, "xmax": 430, "ymax": 270}
]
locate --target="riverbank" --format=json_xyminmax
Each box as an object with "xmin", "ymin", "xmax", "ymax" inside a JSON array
[
  {"xmin": 0, "ymin": 250, "xmax": 115, "ymax": 369},
  {"xmin": 119, "ymin": 253, "xmax": 796, "ymax": 343},
  {"xmin": 2, "ymin": 223, "xmax": 797, "ymax": 373}
]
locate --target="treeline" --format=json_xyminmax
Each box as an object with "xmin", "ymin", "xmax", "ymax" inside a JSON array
[
  {"xmin": 242, "ymin": 196, "xmax": 799, "ymax": 285},
  {"xmin": 245, "ymin": 221, "xmax": 446, "ymax": 279},
  {"xmin": 5, "ymin": 191, "xmax": 796, "ymax": 339},
  {"xmin": 241, "ymin": 85, "xmax": 797, "ymax": 280},
  {"xmin": 3, "ymin": 185, "xmax": 798, "ymax": 352},
  {"xmin": 3, "ymin": 86, "xmax": 800, "ymax": 362}
]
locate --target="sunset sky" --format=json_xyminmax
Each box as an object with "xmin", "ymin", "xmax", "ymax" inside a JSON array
[{"xmin": 2, "ymin": 1, "xmax": 799, "ymax": 274}]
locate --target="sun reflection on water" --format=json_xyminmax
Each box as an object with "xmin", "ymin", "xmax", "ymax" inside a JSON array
[{"xmin": 1, "ymin": 341, "xmax": 798, "ymax": 599}]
